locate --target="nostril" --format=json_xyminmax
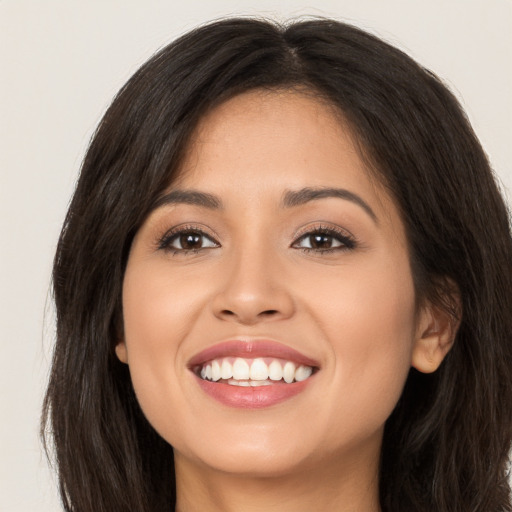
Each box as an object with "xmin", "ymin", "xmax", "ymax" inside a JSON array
[
  {"xmin": 221, "ymin": 309, "xmax": 277, "ymax": 316},
  {"xmin": 216, "ymin": 307, "xmax": 288, "ymax": 324}
]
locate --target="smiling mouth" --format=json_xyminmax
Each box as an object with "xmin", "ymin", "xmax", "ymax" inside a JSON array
[
  {"xmin": 188, "ymin": 339, "xmax": 319, "ymax": 408},
  {"xmin": 194, "ymin": 357, "xmax": 315, "ymax": 386}
]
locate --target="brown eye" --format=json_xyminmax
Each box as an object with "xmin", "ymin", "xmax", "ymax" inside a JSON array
[
  {"xmin": 307, "ymin": 234, "xmax": 337, "ymax": 249},
  {"xmin": 293, "ymin": 228, "xmax": 356, "ymax": 253},
  {"xmin": 179, "ymin": 233, "xmax": 203, "ymax": 250},
  {"xmin": 295, "ymin": 232, "xmax": 345, "ymax": 250},
  {"xmin": 161, "ymin": 229, "xmax": 219, "ymax": 252}
]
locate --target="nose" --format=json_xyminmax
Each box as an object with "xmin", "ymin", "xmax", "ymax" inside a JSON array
[{"xmin": 211, "ymin": 246, "xmax": 295, "ymax": 325}]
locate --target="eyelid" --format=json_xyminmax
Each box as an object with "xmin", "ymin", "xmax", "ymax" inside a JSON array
[
  {"xmin": 291, "ymin": 223, "xmax": 357, "ymax": 251},
  {"xmin": 292, "ymin": 223, "xmax": 356, "ymax": 242},
  {"xmin": 157, "ymin": 223, "xmax": 220, "ymax": 251}
]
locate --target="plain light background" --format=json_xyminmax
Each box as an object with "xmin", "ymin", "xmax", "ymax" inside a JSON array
[{"xmin": 1, "ymin": 1, "xmax": 511, "ymax": 511}]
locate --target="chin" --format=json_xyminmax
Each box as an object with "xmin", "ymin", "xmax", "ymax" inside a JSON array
[{"xmin": 184, "ymin": 443, "xmax": 317, "ymax": 478}]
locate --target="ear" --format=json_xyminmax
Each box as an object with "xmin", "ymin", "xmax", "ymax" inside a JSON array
[
  {"xmin": 115, "ymin": 340, "xmax": 129, "ymax": 364},
  {"xmin": 113, "ymin": 307, "xmax": 128, "ymax": 364},
  {"xmin": 411, "ymin": 283, "xmax": 461, "ymax": 374}
]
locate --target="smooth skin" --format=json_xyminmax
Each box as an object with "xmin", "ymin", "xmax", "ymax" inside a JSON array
[{"xmin": 116, "ymin": 89, "xmax": 457, "ymax": 512}]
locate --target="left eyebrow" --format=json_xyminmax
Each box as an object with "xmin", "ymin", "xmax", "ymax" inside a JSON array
[
  {"xmin": 152, "ymin": 189, "xmax": 224, "ymax": 211},
  {"xmin": 281, "ymin": 187, "xmax": 378, "ymax": 223}
]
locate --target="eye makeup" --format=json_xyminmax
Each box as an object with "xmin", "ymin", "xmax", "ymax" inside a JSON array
[
  {"xmin": 157, "ymin": 223, "xmax": 220, "ymax": 256},
  {"xmin": 155, "ymin": 221, "xmax": 358, "ymax": 257},
  {"xmin": 291, "ymin": 223, "xmax": 357, "ymax": 254}
]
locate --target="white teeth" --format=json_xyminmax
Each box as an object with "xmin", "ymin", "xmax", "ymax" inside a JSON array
[
  {"xmin": 226, "ymin": 379, "xmax": 273, "ymax": 387},
  {"xmin": 249, "ymin": 358, "xmax": 268, "ymax": 380},
  {"xmin": 250, "ymin": 380, "xmax": 272, "ymax": 386},
  {"xmin": 283, "ymin": 361, "xmax": 296, "ymax": 383},
  {"xmin": 295, "ymin": 365, "xmax": 312, "ymax": 382},
  {"xmin": 211, "ymin": 360, "xmax": 221, "ymax": 381},
  {"xmin": 199, "ymin": 357, "xmax": 314, "ymax": 384},
  {"xmin": 268, "ymin": 360, "xmax": 283, "ymax": 381},
  {"xmin": 232, "ymin": 358, "xmax": 250, "ymax": 380},
  {"xmin": 221, "ymin": 359, "xmax": 233, "ymax": 379}
]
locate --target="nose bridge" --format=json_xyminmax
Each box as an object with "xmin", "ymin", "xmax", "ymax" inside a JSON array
[{"xmin": 211, "ymin": 229, "xmax": 294, "ymax": 324}]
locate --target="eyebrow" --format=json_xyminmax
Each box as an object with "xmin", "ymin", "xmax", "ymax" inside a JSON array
[
  {"xmin": 152, "ymin": 186, "xmax": 377, "ymax": 223},
  {"xmin": 152, "ymin": 189, "xmax": 223, "ymax": 210},
  {"xmin": 281, "ymin": 187, "xmax": 377, "ymax": 222}
]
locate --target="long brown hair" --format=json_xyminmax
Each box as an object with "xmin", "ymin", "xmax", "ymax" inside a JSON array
[{"xmin": 42, "ymin": 17, "xmax": 512, "ymax": 511}]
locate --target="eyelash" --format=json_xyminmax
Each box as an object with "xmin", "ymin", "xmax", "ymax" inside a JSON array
[
  {"xmin": 293, "ymin": 225, "xmax": 356, "ymax": 254},
  {"xmin": 157, "ymin": 224, "xmax": 219, "ymax": 256},
  {"xmin": 157, "ymin": 224, "xmax": 357, "ymax": 256}
]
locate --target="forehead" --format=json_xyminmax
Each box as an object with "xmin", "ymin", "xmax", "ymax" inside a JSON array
[{"xmin": 172, "ymin": 89, "xmax": 395, "ymax": 222}]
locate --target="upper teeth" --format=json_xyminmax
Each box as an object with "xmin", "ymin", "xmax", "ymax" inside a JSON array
[{"xmin": 199, "ymin": 357, "xmax": 313, "ymax": 384}]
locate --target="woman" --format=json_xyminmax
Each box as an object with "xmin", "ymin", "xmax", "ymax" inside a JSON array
[{"xmin": 42, "ymin": 17, "xmax": 512, "ymax": 512}]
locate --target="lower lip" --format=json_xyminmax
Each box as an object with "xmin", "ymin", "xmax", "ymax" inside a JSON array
[{"xmin": 195, "ymin": 376, "xmax": 312, "ymax": 409}]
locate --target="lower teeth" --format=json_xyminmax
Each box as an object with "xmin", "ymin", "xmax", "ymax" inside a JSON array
[
  {"xmin": 198, "ymin": 377, "xmax": 278, "ymax": 386},
  {"xmin": 226, "ymin": 379, "xmax": 273, "ymax": 387}
]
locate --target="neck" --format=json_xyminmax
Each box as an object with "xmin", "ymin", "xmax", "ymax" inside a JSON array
[{"xmin": 174, "ymin": 445, "xmax": 381, "ymax": 512}]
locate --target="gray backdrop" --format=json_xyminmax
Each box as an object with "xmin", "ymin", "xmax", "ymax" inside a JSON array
[{"xmin": 1, "ymin": 1, "xmax": 510, "ymax": 510}]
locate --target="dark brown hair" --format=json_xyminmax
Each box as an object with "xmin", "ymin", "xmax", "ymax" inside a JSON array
[{"xmin": 42, "ymin": 17, "xmax": 512, "ymax": 511}]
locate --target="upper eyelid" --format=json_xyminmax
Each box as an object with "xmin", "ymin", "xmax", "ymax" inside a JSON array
[
  {"xmin": 292, "ymin": 223, "xmax": 355, "ymax": 241},
  {"xmin": 291, "ymin": 228, "xmax": 356, "ymax": 251},
  {"xmin": 157, "ymin": 224, "xmax": 220, "ymax": 249},
  {"xmin": 162, "ymin": 223, "xmax": 218, "ymax": 238}
]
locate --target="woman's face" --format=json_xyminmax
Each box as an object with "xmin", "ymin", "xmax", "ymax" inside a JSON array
[{"xmin": 118, "ymin": 89, "xmax": 426, "ymax": 478}]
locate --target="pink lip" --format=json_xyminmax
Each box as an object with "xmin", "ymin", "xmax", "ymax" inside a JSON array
[
  {"xmin": 195, "ymin": 378, "xmax": 313, "ymax": 409},
  {"xmin": 188, "ymin": 339, "xmax": 320, "ymax": 409},
  {"xmin": 188, "ymin": 339, "xmax": 320, "ymax": 368}
]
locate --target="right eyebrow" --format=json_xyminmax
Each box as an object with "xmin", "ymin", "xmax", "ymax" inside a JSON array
[{"xmin": 152, "ymin": 189, "xmax": 223, "ymax": 211}]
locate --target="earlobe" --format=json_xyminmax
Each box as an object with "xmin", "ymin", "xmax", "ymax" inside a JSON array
[
  {"xmin": 411, "ymin": 291, "xmax": 461, "ymax": 374},
  {"xmin": 115, "ymin": 341, "xmax": 129, "ymax": 364}
]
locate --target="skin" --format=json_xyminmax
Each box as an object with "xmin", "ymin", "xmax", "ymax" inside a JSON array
[{"xmin": 117, "ymin": 89, "xmax": 455, "ymax": 511}]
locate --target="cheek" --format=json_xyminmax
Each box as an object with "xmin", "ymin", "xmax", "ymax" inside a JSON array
[
  {"xmin": 122, "ymin": 257, "xmax": 213, "ymax": 354},
  {"xmin": 121, "ymin": 261, "xmax": 207, "ymax": 437},
  {"xmin": 306, "ymin": 257, "xmax": 417, "ymax": 436}
]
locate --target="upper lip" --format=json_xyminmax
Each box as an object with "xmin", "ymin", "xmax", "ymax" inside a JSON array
[{"xmin": 188, "ymin": 338, "xmax": 320, "ymax": 369}]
